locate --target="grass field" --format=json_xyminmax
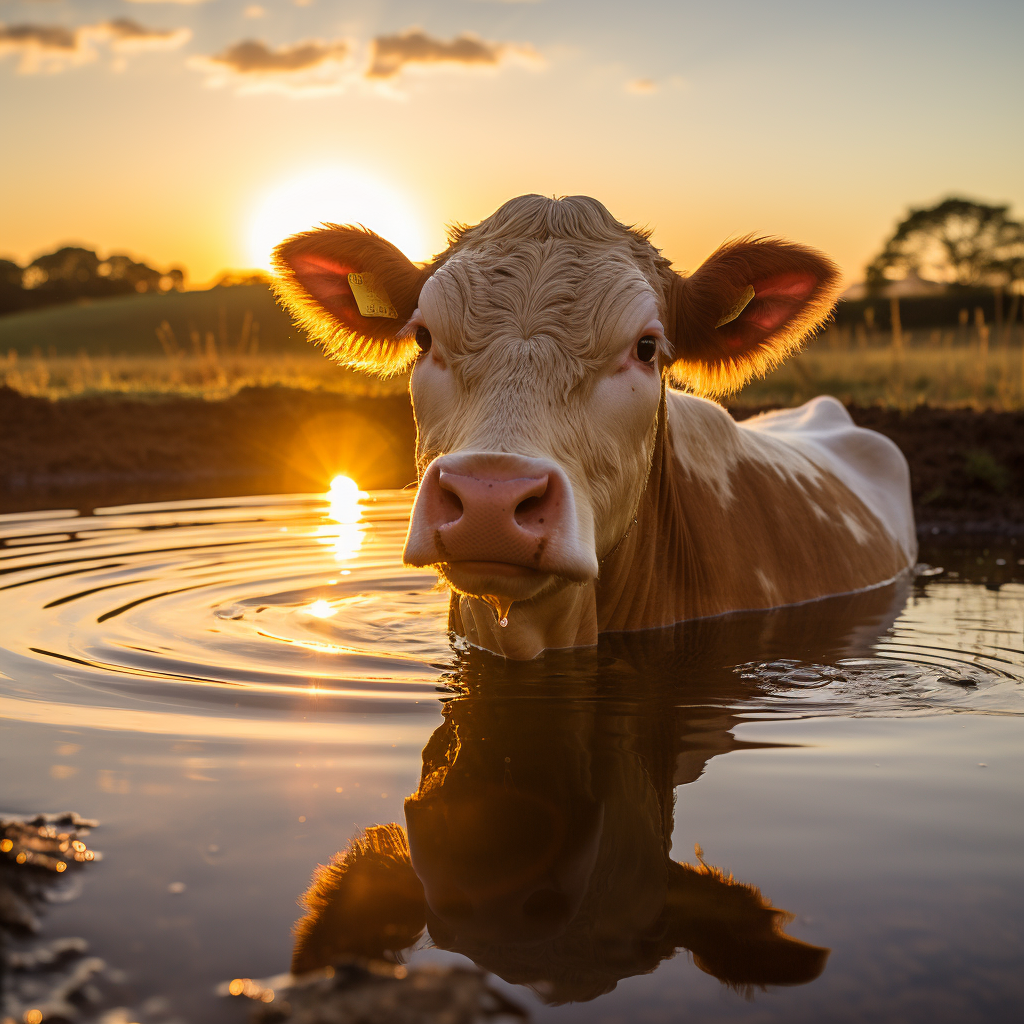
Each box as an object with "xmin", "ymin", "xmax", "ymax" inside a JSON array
[
  {"xmin": 0, "ymin": 283, "xmax": 303, "ymax": 357},
  {"xmin": 2, "ymin": 294, "xmax": 1023, "ymax": 408}
]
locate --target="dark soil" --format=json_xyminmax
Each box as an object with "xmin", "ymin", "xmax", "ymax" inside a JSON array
[
  {"xmin": 0, "ymin": 385, "xmax": 416, "ymax": 513},
  {"xmin": 2, "ymin": 386, "xmax": 1021, "ymax": 537}
]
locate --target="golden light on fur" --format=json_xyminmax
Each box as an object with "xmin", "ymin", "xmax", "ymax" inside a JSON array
[{"xmin": 271, "ymin": 195, "xmax": 840, "ymax": 395}]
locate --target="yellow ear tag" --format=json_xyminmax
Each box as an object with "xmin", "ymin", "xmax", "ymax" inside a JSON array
[
  {"xmin": 347, "ymin": 272, "xmax": 398, "ymax": 319},
  {"xmin": 716, "ymin": 285, "xmax": 756, "ymax": 328}
]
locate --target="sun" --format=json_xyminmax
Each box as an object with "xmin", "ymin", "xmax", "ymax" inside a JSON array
[{"xmin": 247, "ymin": 167, "xmax": 429, "ymax": 272}]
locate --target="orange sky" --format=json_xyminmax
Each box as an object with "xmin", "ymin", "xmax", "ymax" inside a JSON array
[{"xmin": 2, "ymin": 0, "xmax": 1022, "ymax": 286}]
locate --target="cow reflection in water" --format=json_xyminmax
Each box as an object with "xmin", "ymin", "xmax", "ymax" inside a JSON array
[{"xmin": 292, "ymin": 580, "xmax": 909, "ymax": 1003}]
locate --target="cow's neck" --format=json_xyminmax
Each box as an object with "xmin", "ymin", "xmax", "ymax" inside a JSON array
[
  {"xmin": 598, "ymin": 386, "xmax": 907, "ymax": 630},
  {"xmin": 448, "ymin": 384, "xmax": 907, "ymax": 656},
  {"xmin": 595, "ymin": 383, "xmax": 694, "ymax": 631}
]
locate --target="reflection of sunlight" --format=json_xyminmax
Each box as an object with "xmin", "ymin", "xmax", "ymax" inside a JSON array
[
  {"xmin": 306, "ymin": 599, "xmax": 336, "ymax": 618},
  {"xmin": 327, "ymin": 475, "xmax": 366, "ymax": 523},
  {"xmin": 317, "ymin": 475, "xmax": 368, "ymax": 564}
]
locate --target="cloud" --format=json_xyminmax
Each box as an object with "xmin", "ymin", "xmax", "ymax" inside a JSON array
[
  {"xmin": 103, "ymin": 18, "xmax": 191, "ymax": 52},
  {"xmin": 367, "ymin": 28, "xmax": 537, "ymax": 79},
  {"xmin": 0, "ymin": 20, "xmax": 190, "ymax": 72},
  {"xmin": 626, "ymin": 77, "xmax": 658, "ymax": 95},
  {"xmin": 190, "ymin": 37, "xmax": 353, "ymax": 94},
  {"xmin": 0, "ymin": 24, "xmax": 83, "ymax": 71}
]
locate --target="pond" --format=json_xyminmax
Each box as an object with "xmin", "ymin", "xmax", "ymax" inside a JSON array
[{"xmin": 1, "ymin": 489, "xmax": 1022, "ymax": 1023}]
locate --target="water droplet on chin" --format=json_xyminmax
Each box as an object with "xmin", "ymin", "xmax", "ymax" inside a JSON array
[{"xmin": 481, "ymin": 594, "xmax": 513, "ymax": 627}]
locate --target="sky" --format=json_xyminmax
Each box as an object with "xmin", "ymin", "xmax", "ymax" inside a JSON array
[{"xmin": 1, "ymin": 0, "xmax": 1022, "ymax": 286}]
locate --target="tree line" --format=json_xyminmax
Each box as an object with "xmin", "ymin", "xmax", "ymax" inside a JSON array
[
  {"xmin": 0, "ymin": 246, "xmax": 186, "ymax": 316},
  {"xmin": 866, "ymin": 197, "xmax": 1024, "ymax": 294}
]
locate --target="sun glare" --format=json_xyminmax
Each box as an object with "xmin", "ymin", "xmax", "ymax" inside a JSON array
[
  {"xmin": 315, "ymin": 475, "xmax": 369, "ymax": 564},
  {"xmin": 306, "ymin": 599, "xmax": 336, "ymax": 619},
  {"xmin": 327, "ymin": 475, "xmax": 366, "ymax": 524},
  {"xmin": 248, "ymin": 167, "xmax": 428, "ymax": 271}
]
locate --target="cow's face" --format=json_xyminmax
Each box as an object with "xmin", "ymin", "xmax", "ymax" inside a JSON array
[
  {"xmin": 274, "ymin": 195, "xmax": 839, "ymax": 654},
  {"xmin": 404, "ymin": 239, "xmax": 665, "ymax": 606}
]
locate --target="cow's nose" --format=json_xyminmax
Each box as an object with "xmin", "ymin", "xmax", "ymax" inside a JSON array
[
  {"xmin": 436, "ymin": 469, "xmax": 550, "ymax": 535},
  {"xmin": 403, "ymin": 452, "xmax": 596, "ymax": 581}
]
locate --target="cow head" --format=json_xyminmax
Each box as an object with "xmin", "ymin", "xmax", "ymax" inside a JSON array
[
  {"xmin": 290, "ymin": 674, "xmax": 830, "ymax": 1000},
  {"xmin": 274, "ymin": 195, "xmax": 840, "ymax": 657}
]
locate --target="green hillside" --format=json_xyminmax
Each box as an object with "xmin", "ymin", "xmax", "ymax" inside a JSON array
[{"xmin": 0, "ymin": 283, "xmax": 310, "ymax": 356}]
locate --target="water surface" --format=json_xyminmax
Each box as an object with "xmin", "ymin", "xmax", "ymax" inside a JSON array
[{"xmin": 1, "ymin": 493, "xmax": 1022, "ymax": 1022}]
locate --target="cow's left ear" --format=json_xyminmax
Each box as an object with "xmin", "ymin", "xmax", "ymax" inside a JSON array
[
  {"xmin": 663, "ymin": 238, "xmax": 841, "ymax": 396},
  {"xmin": 273, "ymin": 225, "xmax": 433, "ymax": 377}
]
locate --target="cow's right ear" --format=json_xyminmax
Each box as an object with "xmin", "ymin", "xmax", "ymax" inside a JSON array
[
  {"xmin": 662, "ymin": 237, "xmax": 840, "ymax": 396},
  {"xmin": 291, "ymin": 824, "xmax": 426, "ymax": 975},
  {"xmin": 273, "ymin": 225, "xmax": 432, "ymax": 376}
]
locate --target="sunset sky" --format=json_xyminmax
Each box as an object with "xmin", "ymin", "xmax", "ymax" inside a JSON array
[{"xmin": 2, "ymin": 0, "xmax": 1022, "ymax": 286}]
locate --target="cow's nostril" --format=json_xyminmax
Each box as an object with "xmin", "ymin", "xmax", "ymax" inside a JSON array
[
  {"xmin": 522, "ymin": 888, "xmax": 570, "ymax": 922},
  {"xmin": 515, "ymin": 495, "xmax": 543, "ymax": 520},
  {"xmin": 437, "ymin": 487, "xmax": 463, "ymax": 519}
]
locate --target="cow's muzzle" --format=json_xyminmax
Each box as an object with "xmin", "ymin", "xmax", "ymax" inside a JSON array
[{"xmin": 403, "ymin": 452, "xmax": 597, "ymax": 594}]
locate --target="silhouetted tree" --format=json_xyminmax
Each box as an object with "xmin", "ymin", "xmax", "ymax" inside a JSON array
[
  {"xmin": 0, "ymin": 246, "xmax": 186, "ymax": 314},
  {"xmin": 866, "ymin": 198, "xmax": 1024, "ymax": 294},
  {"xmin": 0, "ymin": 259, "xmax": 29, "ymax": 314}
]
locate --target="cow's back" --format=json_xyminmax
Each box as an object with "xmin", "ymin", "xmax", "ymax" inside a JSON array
[{"xmin": 737, "ymin": 396, "xmax": 917, "ymax": 566}]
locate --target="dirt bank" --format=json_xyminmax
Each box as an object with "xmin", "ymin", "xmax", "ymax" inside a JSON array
[{"xmin": 2, "ymin": 386, "xmax": 1021, "ymax": 535}]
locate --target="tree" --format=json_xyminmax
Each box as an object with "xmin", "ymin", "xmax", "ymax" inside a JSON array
[
  {"xmin": 1, "ymin": 246, "xmax": 188, "ymax": 314},
  {"xmin": 866, "ymin": 198, "xmax": 1024, "ymax": 293}
]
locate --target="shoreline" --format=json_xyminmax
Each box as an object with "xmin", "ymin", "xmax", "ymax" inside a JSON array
[{"xmin": 2, "ymin": 386, "xmax": 1021, "ymax": 536}]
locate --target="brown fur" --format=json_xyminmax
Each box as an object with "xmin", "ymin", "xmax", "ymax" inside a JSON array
[{"xmin": 596, "ymin": 387, "xmax": 906, "ymax": 631}]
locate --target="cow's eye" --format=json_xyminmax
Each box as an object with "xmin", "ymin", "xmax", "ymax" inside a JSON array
[
  {"xmin": 636, "ymin": 335, "xmax": 658, "ymax": 363},
  {"xmin": 415, "ymin": 327, "xmax": 432, "ymax": 353}
]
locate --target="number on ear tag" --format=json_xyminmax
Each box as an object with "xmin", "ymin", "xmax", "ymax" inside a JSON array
[{"xmin": 348, "ymin": 273, "xmax": 398, "ymax": 319}]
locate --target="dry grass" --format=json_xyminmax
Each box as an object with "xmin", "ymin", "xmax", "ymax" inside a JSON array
[
  {"xmin": 3, "ymin": 321, "xmax": 1023, "ymax": 408},
  {"xmin": 0, "ymin": 349, "xmax": 406, "ymax": 400},
  {"xmin": 743, "ymin": 322, "xmax": 1024, "ymax": 409}
]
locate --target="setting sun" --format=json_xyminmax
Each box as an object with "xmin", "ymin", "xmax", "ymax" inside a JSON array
[{"xmin": 247, "ymin": 167, "xmax": 428, "ymax": 272}]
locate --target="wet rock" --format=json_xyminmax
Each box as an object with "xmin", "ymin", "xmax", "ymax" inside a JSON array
[
  {"xmin": 0, "ymin": 813, "xmax": 183, "ymax": 1024},
  {"xmin": 222, "ymin": 961, "xmax": 527, "ymax": 1024}
]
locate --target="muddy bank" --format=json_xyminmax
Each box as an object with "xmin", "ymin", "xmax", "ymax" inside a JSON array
[
  {"xmin": 2, "ymin": 386, "xmax": 1021, "ymax": 535},
  {"xmin": 0, "ymin": 385, "xmax": 417, "ymax": 513}
]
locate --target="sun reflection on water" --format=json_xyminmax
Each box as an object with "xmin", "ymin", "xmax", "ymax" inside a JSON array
[
  {"xmin": 306, "ymin": 599, "xmax": 336, "ymax": 619},
  {"xmin": 316, "ymin": 475, "xmax": 368, "ymax": 565}
]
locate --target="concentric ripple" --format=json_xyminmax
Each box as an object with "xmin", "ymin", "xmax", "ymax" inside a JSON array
[
  {"xmin": 0, "ymin": 491, "xmax": 452, "ymax": 723},
  {"xmin": 0, "ymin": 493, "xmax": 1022, "ymax": 732}
]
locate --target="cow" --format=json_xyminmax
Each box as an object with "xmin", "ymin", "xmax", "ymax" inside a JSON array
[
  {"xmin": 274, "ymin": 195, "xmax": 916, "ymax": 659},
  {"xmin": 284, "ymin": 580, "xmax": 914, "ymax": 998}
]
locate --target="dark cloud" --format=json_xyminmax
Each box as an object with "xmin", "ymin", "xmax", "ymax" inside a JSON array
[
  {"xmin": 191, "ymin": 36, "xmax": 353, "ymax": 94},
  {"xmin": 0, "ymin": 24, "xmax": 78, "ymax": 53},
  {"xmin": 367, "ymin": 29, "xmax": 531, "ymax": 79},
  {"xmin": 103, "ymin": 18, "xmax": 191, "ymax": 51},
  {"xmin": 0, "ymin": 19, "xmax": 190, "ymax": 71},
  {"xmin": 204, "ymin": 38, "xmax": 350, "ymax": 74}
]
